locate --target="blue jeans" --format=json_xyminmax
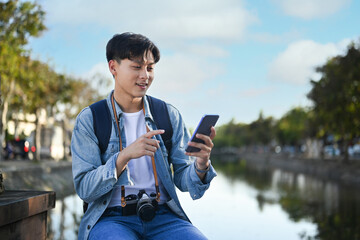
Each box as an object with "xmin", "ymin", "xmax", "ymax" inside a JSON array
[{"xmin": 89, "ymin": 205, "xmax": 207, "ymax": 240}]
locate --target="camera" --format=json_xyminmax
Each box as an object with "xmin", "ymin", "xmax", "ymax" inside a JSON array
[{"xmin": 122, "ymin": 189, "xmax": 158, "ymax": 222}]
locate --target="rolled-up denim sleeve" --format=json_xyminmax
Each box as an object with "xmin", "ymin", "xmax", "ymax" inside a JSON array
[
  {"xmin": 187, "ymin": 160, "xmax": 217, "ymax": 199},
  {"xmin": 167, "ymin": 105, "xmax": 217, "ymax": 200},
  {"xmin": 71, "ymin": 107, "xmax": 126, "ymax": 203}
]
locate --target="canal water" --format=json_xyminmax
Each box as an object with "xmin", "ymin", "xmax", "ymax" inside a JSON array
[{"xmin": 48, "ymin": 158, "xmax": 360, "ymax": 240}]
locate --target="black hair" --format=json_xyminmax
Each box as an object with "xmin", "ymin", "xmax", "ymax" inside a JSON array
[{"xmin": 106, "ymin": 32, "xmax": 160, "ymax": 63}]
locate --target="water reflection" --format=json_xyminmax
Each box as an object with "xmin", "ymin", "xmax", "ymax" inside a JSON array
[
  {"xmin": 48, "ymin": 194, "xmax": 82, "ymax": 240},
  {"xmin": 47, "ymin": 157, "xmax": 360, "ymax": 240},
  {"xmin": 177, "ymin": 160, "xmax": 316, "ymax": 240},
  {"xmin": 209, "ymin": 158, "xmax": 360, "ymax": 240}
]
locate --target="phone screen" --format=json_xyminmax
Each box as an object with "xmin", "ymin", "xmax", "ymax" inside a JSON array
[{"xmin": 185, "ymin": 114, "xmax": 219, "ymax": 153}]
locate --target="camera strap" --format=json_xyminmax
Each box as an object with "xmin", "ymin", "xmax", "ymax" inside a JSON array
[{"xmin": 111, "ymin": 93, "xmax": 161, "ymax": 207}]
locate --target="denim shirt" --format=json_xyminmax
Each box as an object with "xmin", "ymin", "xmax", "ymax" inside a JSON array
[{"xmin": 71, "ymin": 91, "xmax": 217, "ymax": 240}]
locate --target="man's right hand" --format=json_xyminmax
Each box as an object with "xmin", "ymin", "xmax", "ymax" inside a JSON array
[
  {"xmin": 115, "ymin": 129, "xmax": 164, "ymax": 176},
  {"xmin": 123, "ymin": 129, "xmax": 164, "ymax": 159}
]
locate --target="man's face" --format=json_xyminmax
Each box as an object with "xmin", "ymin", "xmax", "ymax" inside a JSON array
[{"xmin": 109, "ymin": 51, "xmax": 155, "ymax": 99}]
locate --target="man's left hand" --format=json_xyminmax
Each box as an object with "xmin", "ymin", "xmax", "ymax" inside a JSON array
[{"xmin": 185, "ymin": 127, "xmax": 216, "ymax": 172}]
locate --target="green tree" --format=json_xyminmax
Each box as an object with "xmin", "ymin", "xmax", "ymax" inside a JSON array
[
  {"xmin": 61, "ymin": 76, "xmax": 104, "ymax": 119},
  {"xmin": 0, "ymin": 0, "xmax": 46, "ymax": 146},
  {"xmin": 20, "ymin": 60, "xmax": 61, "ymax": 160},
  {"xmin": 214, "ymin": 118, "xmax": 250, "ymax": 148},
  {"xmin": 275, "ymin": 107, "xmax": 309, "ymax": 146},
  {"xmin": 248, "ymin": 112, "xmax": 275, "ymax": 146},
  {"xmin": 21, "ymin": 60, "xmax": 103, "ymax": 160},
  {"xmin": 307, "ymin": 41, "xmax": 360, "ymax": 161},
  {"xmin": 213, "ymin": 113, "xmax": 276, "ymax": 150}
]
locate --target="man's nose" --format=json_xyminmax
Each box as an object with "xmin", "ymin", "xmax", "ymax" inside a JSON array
[{"xmin": 139, "ymin": 68, "xmax": 149, "ymax": 79}]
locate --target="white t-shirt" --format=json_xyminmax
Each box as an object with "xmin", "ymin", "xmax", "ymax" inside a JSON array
[{"xmin": 108, "ymin": 110, "xmax": 169, "ymax": 207}]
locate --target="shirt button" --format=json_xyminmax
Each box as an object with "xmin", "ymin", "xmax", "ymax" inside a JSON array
[
  {"xmin": 103, "ymin": 200, "xmax": 107, "ymax": 205},
  {"xmin": 87, "ymin": 225, "xmax": 91, "ymax": 230},
  {"xmin": 193, "ymin": 194, "xmax": 197, "ymax": 198}
]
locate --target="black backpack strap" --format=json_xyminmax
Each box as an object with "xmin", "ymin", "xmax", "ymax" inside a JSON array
[
  {"xmin": 89, "ymin": 99, "xmax": 112, "ymax": 154},
  {"xmin": 89, "ymin": 97, "xmax": 173, "ymax": 154},
  {"xmin": 84, "ymin": 99, "xmax": 111, "ymax": 213},
  {"xmin": 146, "ymin": 95, "xmax": 173, "ymax": 154}
]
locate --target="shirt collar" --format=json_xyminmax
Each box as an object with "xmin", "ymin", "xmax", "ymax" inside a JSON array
[{"xmin": 106, "ymin": 90, "xmax": 155, "ymax": 122}]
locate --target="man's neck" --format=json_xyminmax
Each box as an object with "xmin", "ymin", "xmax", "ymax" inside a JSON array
[{"xmin": 113, "ymin": 92, "xmax": 143, "ymax": 113}]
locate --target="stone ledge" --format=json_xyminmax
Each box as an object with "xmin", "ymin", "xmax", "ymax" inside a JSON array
[
  {"xmin": 0, "ymin": 190, "xmax": 56, "ymax": 226},
  {"xmin": 0, "ymin": 190, "xmax": 56, "ymax": 240}
]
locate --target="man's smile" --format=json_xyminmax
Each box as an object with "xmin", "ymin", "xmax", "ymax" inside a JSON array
[{"xmin": 136, "ymin": 82, "xmax": 148, "ymax": 89}]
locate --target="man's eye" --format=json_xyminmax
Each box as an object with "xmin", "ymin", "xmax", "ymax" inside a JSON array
[
  {"xmin": 147, "ymin": 67, "xmax": 154, "ymax": 71},
  {"xmin": 133, "ymin": 66, "xmax": 141, "ymax": 69}
]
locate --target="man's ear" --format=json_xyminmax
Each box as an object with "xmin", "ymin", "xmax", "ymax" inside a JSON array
[{"xmin": 108, "ymin": 60, "xmax": 116, "ymax": 76}]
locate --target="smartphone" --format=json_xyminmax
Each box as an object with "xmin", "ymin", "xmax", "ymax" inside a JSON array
[{"xmin": 185, "ymin": 114, "xmax": 219, "ymax": 153}]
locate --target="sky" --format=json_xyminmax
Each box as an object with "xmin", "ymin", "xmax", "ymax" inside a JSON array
[{"xmin": 28, "ymin": 0, "xmax": 360, "ymax": 128}]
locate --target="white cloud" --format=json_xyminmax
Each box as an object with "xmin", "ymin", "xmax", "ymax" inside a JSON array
[
  {"xmin": 271, "ymin": 0, "xmax": 351, "ymax": 19},
  {"xmin": 43, "ymin": 0, "xmax": 258, "ymax": 43},
  {"xmin": 81, "ymin": 62, "xmax": 110, "ymax": 80},
  {"xmin": 268, "ymin": 39, "xmax": 352, "ymax": 85},
  {"xmin": 148, "ymin": 53, "xmax": 224, "ymax": 96},
  {"xmin": 80, "ymin": 62, "xmax": 113, "ymax": 95},
  {"xmin": 38, "ymin": 0, "xmax": 255, "ymax": 98}
]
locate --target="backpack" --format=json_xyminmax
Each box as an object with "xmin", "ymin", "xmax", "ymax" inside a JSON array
[
  {"xmin": 83, "ymin": 95, "xmax": 173, "ymax": 213},
  {"xmin": 89, "ymin": 95, "xmax": 173, "ymax": 154}
]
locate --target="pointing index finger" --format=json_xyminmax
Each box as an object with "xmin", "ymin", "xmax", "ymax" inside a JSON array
[{"xmin": 145, "ymin": 129, "xmax": 165, "ymax": 138}]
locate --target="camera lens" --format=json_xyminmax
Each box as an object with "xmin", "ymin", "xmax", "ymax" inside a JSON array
[
  {"xmin": 136, "ymin": 190, "xmax": 157, "ymax": 222},
  {"xmin": 137, "ymin": 202, "xmax": 156, "ymax": 222}
]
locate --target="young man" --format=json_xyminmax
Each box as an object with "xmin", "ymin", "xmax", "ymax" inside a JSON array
[{"xmin": 71, "ymin": 32, "xmax": 217, "ymax": 240}]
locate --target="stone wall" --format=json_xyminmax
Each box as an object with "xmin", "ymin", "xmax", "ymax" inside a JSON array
[{"xmin": 0, "ymin": 161, "xmax": 74, "ymax": 199}]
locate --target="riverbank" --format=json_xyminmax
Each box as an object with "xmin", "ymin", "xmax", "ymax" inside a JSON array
[
  {"xmin": 1, "ymin": 153, "xmax": 360, "ymax": 199},
  {"xmin": 237, "ymin": 153, "xmax": 360, "ymax": 186},
  {"xmin": 0, "ymin": 160, "xmax": 74, "ymax": 199}
]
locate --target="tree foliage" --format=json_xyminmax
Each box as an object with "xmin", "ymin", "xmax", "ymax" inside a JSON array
[
  {"xmin": 248, "ymin": 112, "xmax": 275, "ymax": 145},
  {"xmin": 0, "ymin": 0, "xmax": 46, "ymax": 144},
  {"xmin": 214, "ymin": 41, "xmax": 360, "ymax": 161},
  {"xmin": 0, "ymin": 0, "xmax": 105, "ymax": 161},
  {"xmin": 0, "ymin": 0, "xmax": 46, "ymax": 98},
  {"xmin": 307, "ymin": 41, "xmax": 360, "ymax": 160},
  {"xmin": 214, "ymin": 119, "xmax": 248, "ymax": 148},
  {"xmin": 61, "ymin": 76, "xmax": 104, "ymax": 119},
  {"xmin": 1, "ymin": 0, "xmax": 103, "ymax": 123},
  {"xmin": 275, "ymin": 107, "xmax": 310, "ymax": 146},
  {"xmin": 213, "ymin": 113, "xmax": 276, "ymax": 148}
]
